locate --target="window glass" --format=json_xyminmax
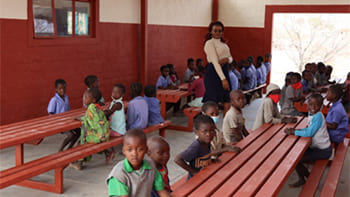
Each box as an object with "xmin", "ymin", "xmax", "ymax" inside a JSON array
[
  {"xmin": 54, "ymin": 0, "xmax": 73, "ymax": 36},
  {"xmin": 75, "ymin": 1, "xmax": 90, "ymax": 36},
  {"xmin": 33, "ymin": 0, "xmax": 54, "ymax": 36}
]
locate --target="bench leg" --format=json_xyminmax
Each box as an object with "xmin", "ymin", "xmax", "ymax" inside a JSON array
[
  {"xmin": 16, "ymin": 167, "xmax": 65, "ymax": 194},
  {"xmin": 15, "ymin": 144, "xmax": 24, "ymax": 166},
  {"xmin": 159, "ymin": 128, "xmax": 166, "ymax": 137}
]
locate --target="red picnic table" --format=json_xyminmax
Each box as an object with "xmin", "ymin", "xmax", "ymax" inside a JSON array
[
  {"xmin": 295, "ymin": 92, "xmax": 330, "ymax": 114},
  {"xmin": 178, "ymin": 83, "xmax": 189, "ymax": 90},
  {"xmin": 172, "ymin": 116, "xmax": 311, "ymax": 197},
  {"xmin": 156, "ymin": 89, "xmax": 191, "ymax": 119}
]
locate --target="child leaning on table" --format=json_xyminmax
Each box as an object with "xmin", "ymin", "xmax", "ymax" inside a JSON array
[
  {"xmin": 47, "ymin": 79, "xmax": 80, "ymax": 151},
  {"xmin": 174, "ymin": 115, "xmax": 238, "ymax": 180},
  {"xmin": 71, "ymin": 88, "xmax": 113, "ymax": 170},
  {"xmin": 284, "ymin": 94, "xmax": 332, "ymax": 187},
  {"xmin": 147, "ymin": 136, "xmax": 172, "ymax": 197},
  {"xmin": 222, "ymin": 90, "xmax": 250, "ymax": 144},
  {"xmin": 106, "ymin": 129, "xmax": 171, "ymax": 197}
]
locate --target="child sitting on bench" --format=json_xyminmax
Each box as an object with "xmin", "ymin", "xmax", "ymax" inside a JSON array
[
  {"xmin": 175, "ymin": 115, "xmax": 237, "ymax": 180},
  {"xmin": 83, "ymin": 75, "xmax": 105, "ymax": 107},
  {"xmin": 106, "ymin": 129, "xmax": 171, "ymax": 197},
  {"xmin": 187, "ymin": 65, "xmax": 205, "ymax": 107},
  {"xmin": 47, "ymin": 79, "xmax": 80, "ymax": 151},
  {"xmin": 284, "ymin": 94, "xmax": 332, "ymax": 187},
  {"xmin": 144, "ymin": 85, "xmax": 164, "ymax": 126},
  {"xmin": 127, "ymin": 82, "xmax": 149, "ymax": 130},
  {"xmin": 71, "ymin": 88, "xmax": 113, "ymax": 170},
  {"xmin": 105, "ymin": 84, "xmax": 126, "ymax": 137},
  {"xmin": 147, "ymin": 136, "xmax": 172, "ymax": 197}
]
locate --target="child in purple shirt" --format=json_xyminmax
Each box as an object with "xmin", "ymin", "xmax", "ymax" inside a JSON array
[
  {"xmin": 144, "ymin": 85, "xmax": 164, "ymax": 126},
  {"xmin": 47, "ymin": 79, "xmax": 80, "ymax": 151},
  {"xmin": 127, "ymin": 82, "xmax": 149, "ymax": 130}
]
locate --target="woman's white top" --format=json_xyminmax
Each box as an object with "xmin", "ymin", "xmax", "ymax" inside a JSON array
[{"xmin": 204, "ymin": 38, "xmax": 233, "ymax": 80}]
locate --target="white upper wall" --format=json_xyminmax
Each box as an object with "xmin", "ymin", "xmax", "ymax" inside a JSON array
[
  {"xmin": 220, "ymin": 0, "xmax": 350, "ymax": 28},
  {"xmin": 0, "ymin": 0, "xmax": 27, "ymax": 19},
  {"xmin": 148, "ymin": 0, "xmax": 212, "ymax": 26},
  {"xmin": 100, "ymin": 0, "xmax": 140, "ymax": 23}
]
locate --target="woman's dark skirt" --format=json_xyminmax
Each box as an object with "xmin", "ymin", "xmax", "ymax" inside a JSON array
[{"xmin": 203, "ymin": 63, "xmax": 232, "ymax": 103}]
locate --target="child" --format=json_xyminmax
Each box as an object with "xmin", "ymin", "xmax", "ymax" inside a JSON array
[
  {"xmin": 301, "ymin": 70, "xmax": 321, "ymax": 94},
  {"xmin": 106, "ymin": 129, "xmax": 170, "ymax": 197},
  {"xmin": 83, "ymin": 75, "xmax": 105, "ymax": 107},
  {"xmin": 167, "ymin": 64, "xmax": 180, "ymax": 86},
  {"xmin": 228, "ymin": 62, "xmax": 239, "ymax": 91},
  {"xmin": 174, "ymin": 115, "xmax": 237, "ymax": 180},
  {"xmin": 281, "ymin": 72, "xmax": 304, "ymax": 116},
  {"xmin": 183, "ymin": 58, "xmax": 195, "ymax": 83},
  {"xmin": 201, "ymin": 101, "xmax": 241, "ymax": 157},
  {"xmin": 240, "ymin": 59, "xmax": 256, "ymax": 91},
  {"xmin": 280, "ymin": 72, "xmax": 294, "ymax": 109},
  {"xmin": 105, "ymin": 84, "xmax": 126, "ymax": 137},
  {"xmin": 264, "ymin": 53, "xmax": 272, "ymax": 74},
  {"xmin": 252, "ymin": 83, "xmax": 297, "ymax": 130},
  {"xmin": 47, "ymin": 79, "xmax": 80, "ymax": 151},
  {"xmin": 187, "ymin": 65, "xmax": 205, "ymax": 107},
  {"xmin": 223, "ymin": 90, "xmax": 250, "ymax": 143},
  {"xmin": 156, "ymin": 65, "xmax": 174, "ymax": 89},
  {"xmin": 71, "ymin": 88, "xmax": 112, "ymax": 170},
  {"xmin": 196, "ymin": 58, "xmax": 203, "ymax": 68},
  {"xmin": 127, "ymin": 82, "xmax": 149, "ymax": 130},
  {"xmin": 144, "ymin": 85, "xmax": 164, "ymax": 126},
  {"xmin": 315, "ymin": 62, "xmax": 328, "ymax": 86},
  {"xmin": 284, "ymin": 94, "xmax": 332, "ymax": 187},
  {"xmin": 232, "ymin": 60, "xmax": 241, "ymax": 89},
  {"xmin": 147, "ymin": 136, "xmax": 172, "ymax": 197},
  {"xmin": 255, "ymin": 56, "xmax": 266, "ymax": 86},
  {"xmin": 325, "ymin": 85, "xmax": 349, "ymax": 145}
]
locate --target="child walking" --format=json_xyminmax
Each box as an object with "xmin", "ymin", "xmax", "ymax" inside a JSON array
[
  {"xmin": 175, "ymin": 115, "xmax": 237, "ymax": 180},
  {"xmin": 47, "ymin": 79, "xmax": 80, "ymax": 151},
  {"xmin": 147, "ymin": 136, "xmax": 172, "ymax": 197},
  {"xmin": 127, "ymin": 82, "xmax": 149, "ymax": 130},
  {"xmin": 284, "ymin": 94, "xmax": 332, "ymax": 187},
  {"xmin": 105, "ymin": 84, "xmax": 126, "ymax": 137},
  {"xmin": 144, "ymin": 85, "xmax": 164, "ymax": 126},
  {"xmin": 325, "ymin": 84, "xmax": 349, "ymax": 146},
  {"xmin": 106, "ymin": 129, "xmax": 171, "ymax": 197},
  {"xmin": 223, "ymin": 90, "xmax": 250, "ymax": 143},
  {"xmin": 71, "ymin": 88, "xmax": 112, "ymax": 170}
]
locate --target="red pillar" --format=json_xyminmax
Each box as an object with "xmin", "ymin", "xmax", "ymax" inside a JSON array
[
  {"xmin": 140, "ymin": 0, "xmax": 148, "ymax": 85},
  {"xmin": 212, "ymin": 0, "xmax": 219, "ymax": 21}
]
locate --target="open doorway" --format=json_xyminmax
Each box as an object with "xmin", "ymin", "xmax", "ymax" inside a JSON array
[{"xmin": 270, "ymin": 13, "xmax": 350, "ymax": 87}]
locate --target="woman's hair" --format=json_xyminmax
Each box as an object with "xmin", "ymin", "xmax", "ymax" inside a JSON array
[{"xmin": 204, "ymin": 21, "xmax": 226, "ymax": 43}]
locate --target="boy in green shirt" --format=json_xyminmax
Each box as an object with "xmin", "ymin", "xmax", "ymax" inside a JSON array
[{"xmin": 106, "ymin": 129, "xmax": 171, "ymax": 197}]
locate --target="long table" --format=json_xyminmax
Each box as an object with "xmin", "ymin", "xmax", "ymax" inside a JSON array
[
  {"xmin": 172, "ymin": 116, "xmax": 311, "ymax": 197},
  {"xmin": 157, "ymin": 89, "xmax": 192, "ymax": 119}
]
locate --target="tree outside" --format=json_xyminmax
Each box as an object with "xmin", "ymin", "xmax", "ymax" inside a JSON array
[{"xmin": 271, "ymin": 13, "xmax": 350, "ymax": 87}]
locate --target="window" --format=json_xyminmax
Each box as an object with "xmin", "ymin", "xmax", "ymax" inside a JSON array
[{"xmin": 32, "ymin": 0, "xmax": 93, "ymax": 38}]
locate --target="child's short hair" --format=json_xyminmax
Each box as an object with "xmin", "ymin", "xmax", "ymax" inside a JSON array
[
  {"xmin": 194, "ymin": 114, "xmax": 215, "ymax": 130},
  {"xmin": 144, "ymin": 85, "xmax": 156, "ymax": 97},
  {"xmin": 87, "ymin": 88, "xmax": 102, "ymax": 102},
  {"xmin": 291, "ymin": 72, "xmax": 302, "ymax": 81},
  {"xmin": 201, "ymin": 101, "xmax": 218, "ymax": 113},
  {"xmin": 130, "ymin": 82, "xmax": 143, "ymax": 97},
  {"xmin": 265, "ymin": 53, "xmax": 272, "ymax": 58},
  {"xmin": 55, "ymin": 79, "xmax": 66, "ymax": 88},
  {"xmin": 196, "ymin": 58, "xmax": 203, "ymax": 65},
  {"xmin": 124, "ymin": 128, "xmax": 147, "ymax": 145},
  {"xmin": 114, "ymin": 84, "xmax": 126, "ymax": 94},
  {"xmin": 257, "ymin": 56, "xmax": 264, "ymax": 62},
  {"xmin": 309, "ymin": 94, "xmax": 323, "ymax": 105},
  {"xmin": 167, "ymin": 64, "xmax": 174, "ymax": 69},
  {"xmin": 317, "ymin": 62, "xmax": 326, "ymax": 70},
  {"xmin": 160, "ymin": 65, "xmax": 168, "ymax": 72},
  {"xmin": 247, "ymin": 56, "xmax": 254, "ymax": 64},
  {"xmin": 187, "ymin": 58, "xmax": 194, "ymax": 65},
  {"xmin": 329, "ymin": 84, "xmax": 343, "ymax": 100},
  {"xmin": 84, "ymin": 75, "xmax": 98, "ymax": 87},
  {"xmin": 302, "ymin": 70, "xmax": 310, "ymax": 77}
]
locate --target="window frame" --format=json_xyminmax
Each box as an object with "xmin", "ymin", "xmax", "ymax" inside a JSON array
[{"xmin": 29, "ymin": 0, "xmax": 97, "ymax": 42}]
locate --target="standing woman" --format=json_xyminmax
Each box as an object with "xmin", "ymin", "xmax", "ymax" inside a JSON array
[{"xmin": 203, "ymin": 21, "xmax": 233, "ymax": 115}]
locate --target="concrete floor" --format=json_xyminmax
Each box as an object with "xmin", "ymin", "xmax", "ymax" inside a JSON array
[{"xmin": 0, "ymin": 98, "xmax": 349, "ymax": 197}]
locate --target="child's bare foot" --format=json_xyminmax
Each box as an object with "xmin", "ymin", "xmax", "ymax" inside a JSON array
[
  {"xmin": 70, "ymin": 161, "xmax": 83, "ymax": 170},
  {"xmin": 289, "ymin": 179, "xmax": 305, "ymax": 187}
]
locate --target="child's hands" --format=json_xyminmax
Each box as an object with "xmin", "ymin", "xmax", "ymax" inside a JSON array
[
  {"xmin": 284, "ymin": 128, "xmax": 295, "ymax": 135},
  {"xmin": 227, "ymin": 145, "xmax": 241, "ymax": 153},
  {"xmin": 282, "ymin": 117, "xmax": 298, "ymax": 124},
  {"xmin": 74, "ymin": 116, "xmax": 81, "ymax": 121}
]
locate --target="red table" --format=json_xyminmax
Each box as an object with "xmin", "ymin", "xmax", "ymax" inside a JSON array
[
  {"xmin": 157, "ymin": 89, "xmax": 191, "ymax": 119},
  {"xmin": 172, "ymin": 116, "xmax": 311, "ymax": 197}
]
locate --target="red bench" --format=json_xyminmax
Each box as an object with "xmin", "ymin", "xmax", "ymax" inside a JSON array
[
  {"xmin": 0, "ymin": 121, "xmax": 171, "ymax": 193},
  {"xmin": 168, "ymin": 107, "xmax": 201, "ymax": 132}
]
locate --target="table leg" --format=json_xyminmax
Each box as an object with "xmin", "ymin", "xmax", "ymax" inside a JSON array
[
  {"xmin": 160, "ymin": 101, "xmax": 166, "ymax": 119},
  {"xmin": 15, "ymin": 144, "xmax": 24, "ymax": 166}
]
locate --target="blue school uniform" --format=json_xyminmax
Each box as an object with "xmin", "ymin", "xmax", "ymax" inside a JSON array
[
  {"xmin": 144, "ymin": 96, "xmax": 164, "ymax": 126},
  {"xmin": 229, "ymin": 70, "xmax": 239, "ymax": 90},
  {"xmin": 47, "ymin": 93, "xmax": 70, "ymax": 114},
  {"xmin": 264, "ymin": 61, "xmax": 271, "ymax": 74},
  {"xmin": 326, "ymin": 99, "xmax": 349, "ymax": 143},
  {"xmin": 233, "ymin": 68, "xmax": 241, "ymax": 81},
  {"xmin": 242, "ymin": 65, "xmax": 256, "ymax": 90},
  {"xmin": 256, "ymin": 66, "xmax": 265, "ymax": 85},
  {"xmin": 301, "ymin": 79, "xmax": 309, "ymax": 93},
  {"xmin": 156, "ymin": 75, "xmax": 171, "ymax": 89},
  {"xmin": 127, "ymin": 96, "xmax": 149, "ymax": 130},
  {"xmin": 260, "ymin": 63, "xmax": 267, "ymax": 83}
]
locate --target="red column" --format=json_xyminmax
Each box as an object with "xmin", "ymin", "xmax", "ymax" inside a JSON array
[
  {"xmin": 140, "ymin": 0, "xmax": 148, "ymax": 85},
  {"xmin": 212, "ymin": 0, "xmax": 219, "ymax": 21}
]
